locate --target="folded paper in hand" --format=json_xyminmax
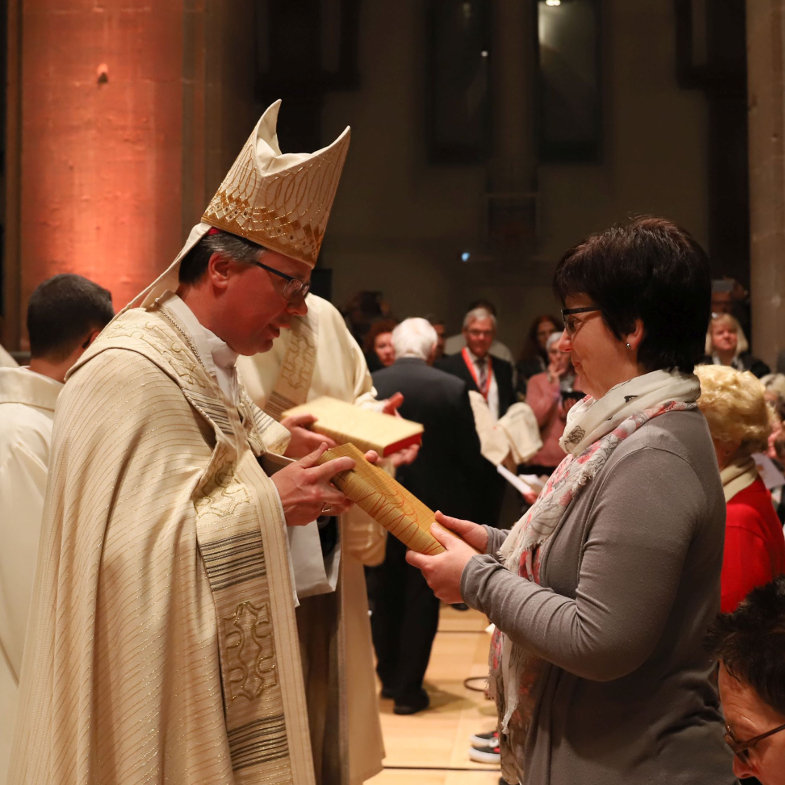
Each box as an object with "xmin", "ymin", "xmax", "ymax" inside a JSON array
[
  {"xmin": 316, "ymin": 443, "xmax": 470, "ymax": 555},
  {"xmin": 283, "ymin": 395, "xmax": 423, "ymax": 457},
  {"xmin": 467, "ymin": 392, "xmax": 541, "ymax": 468}
]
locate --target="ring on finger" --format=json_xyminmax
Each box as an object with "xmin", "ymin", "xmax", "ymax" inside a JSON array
[{"xmin": 321, "ymin": 503, "xmax": 332, "ymax": 515}]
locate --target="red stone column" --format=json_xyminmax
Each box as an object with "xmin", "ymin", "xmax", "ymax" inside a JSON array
[{"xmin": 18, "ymin": 0, "xmax": 187, "ymax": 328}]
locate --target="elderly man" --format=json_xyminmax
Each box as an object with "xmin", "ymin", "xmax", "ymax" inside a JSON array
[
  {"xmin": 706, "ymin": 576, "xmax": 785, "ymax": 785},
  {"xmin": 443, "ymin": 299, "xmax": 515, "ymax": 366},
  {"xmin": 9, "ymin": 102, "xmax": 353, "ymax": 785},
  {"xmin": 437, "ymin": 306, "xmax": 515, "ymax": 421},
  {"xmin": 0, "ymin": 274, "xmax": 113, "ymax": 785},
  {"xmin": 370, "ymin": 318, "xmax": 486, "ymax": 713}
]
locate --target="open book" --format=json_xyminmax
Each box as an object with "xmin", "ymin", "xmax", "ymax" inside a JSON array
[
  {"xmin": 282, "ymin": 396, "xmax": 423, "ymax": 457},
  {"xmin": 316, "ymin": 443, "xmax": 472, "ymax": 555}
]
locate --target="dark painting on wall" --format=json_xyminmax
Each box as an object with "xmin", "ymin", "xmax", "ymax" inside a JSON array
[
  {"xmin": 535, "ymin": 0, "xmax": 602, "ymax": 163},
  {"xmin": 426, "ymin": 0, "xmax": 492, "ymax": 164}
]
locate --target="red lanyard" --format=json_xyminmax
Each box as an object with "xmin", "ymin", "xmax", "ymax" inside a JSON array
[{"xmin": 461, "ymin": 347, "xmax": 492, "ymax": 400}]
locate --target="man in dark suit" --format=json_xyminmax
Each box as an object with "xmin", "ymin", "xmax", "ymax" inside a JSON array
[
  {"xmin": 436, "ymin": 306, "xmax": 515, "ymax": 525},
  {"xmin": 436, "ymin": 306, "xmax": 516, "ymax": 419},
  {"xmin": 370, "ymin": 318, "xmax": 487, "ymax": 714}
]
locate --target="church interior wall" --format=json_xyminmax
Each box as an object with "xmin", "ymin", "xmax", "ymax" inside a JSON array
[
  {"xmin": 319, "ymin": 0, "xmax": 709, "ymax": 356},
  {"xmin": 2, "ymin": 0, "xmax": 711, "ymax": 359}
]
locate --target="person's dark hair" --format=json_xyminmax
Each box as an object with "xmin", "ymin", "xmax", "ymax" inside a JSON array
[
  {"xmin": 27, "ymin": 274, "xmax": 114, "ymax": 360},
  {"xmin": 178, "ymin": 229, "xmax": 264, "ymax": 284},
  {"xmin": 553, "ymin": 216, "xmax": 711, "ymax": 373},
  {"xmin": 362, "ymin": 319, "xmax": 398, "ymax": 356},
  {"xmin": 705, "ymin": 576, "xmax": 785, "ymax": 715},
  {"xmin": 517, "ymin": 314, "xmax": 563, "ymax": 365}
]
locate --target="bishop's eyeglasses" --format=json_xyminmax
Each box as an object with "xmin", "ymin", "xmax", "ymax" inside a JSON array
[{"xmin": 249, "ymin": 258, "xmax": 310, "ymax": 301}]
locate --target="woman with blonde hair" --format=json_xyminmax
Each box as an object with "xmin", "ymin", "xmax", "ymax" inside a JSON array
[
  {"xmin": 702, "ymin": 312, "xmax": 770, "ymax": 377},
  {"xmin": 696, "ymin": 364, "xmax": 785, "ymax": 612}
]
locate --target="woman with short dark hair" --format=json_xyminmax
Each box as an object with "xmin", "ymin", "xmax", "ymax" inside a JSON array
[
  {"xmin": 706, "ymin": 576, "xmax": 785, "ymax": 785},
  {"xmin": 408, "ymin": 217, "xmax": 735, "ymax": 785}
]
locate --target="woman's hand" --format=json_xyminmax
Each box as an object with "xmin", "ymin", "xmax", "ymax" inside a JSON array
[
  {"xmin": 547, "ymin": 353, "xmax": 570, "ymax": 384},
  {"xmin": 432, "ymin": 511, "xmax": 488, "ymax": 551},
  {"xmin": 405, "ymin": 512, "xmax": 486, "ymax": 604},
  {"xmin": 271, "ymin": 443, "xmax": 354, "ymax": 526}
]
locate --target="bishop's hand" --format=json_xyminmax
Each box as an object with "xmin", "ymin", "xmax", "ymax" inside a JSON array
[{"xmin": 271, "ymin": 443, "xmax": 353, "ymax": 526}]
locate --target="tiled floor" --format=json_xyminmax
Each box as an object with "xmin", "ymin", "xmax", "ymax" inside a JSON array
[{"xmin": 367, "ymin": 605, "xmax": 502, "ymax": 785}]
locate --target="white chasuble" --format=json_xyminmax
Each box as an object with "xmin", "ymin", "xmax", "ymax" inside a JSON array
[
  {"xmin": 9, "ymin": 295, "xmax": 312, "ymax": 785},
  {"xmin": 0, "ymin": 367, "xmax": 62, "ymax": 785}
]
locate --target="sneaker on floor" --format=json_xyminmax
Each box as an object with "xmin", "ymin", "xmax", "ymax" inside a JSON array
[
  {"xmin": 469, "ymin": 740, "xmax": 501, "ymax": 764},
  {"xmin": 469, "ymin": 728, "xmax": 498, "ymax": 746}
]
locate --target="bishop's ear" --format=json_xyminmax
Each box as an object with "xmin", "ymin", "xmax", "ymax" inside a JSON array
[{"xmin": 206, "ymin": 252, "xmax": 233, "ymax": 291}]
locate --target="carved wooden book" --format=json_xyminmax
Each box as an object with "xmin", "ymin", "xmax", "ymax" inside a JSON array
[{"xmin": 317, "ymin": 443, "xmax": 470, "ymax": 555}]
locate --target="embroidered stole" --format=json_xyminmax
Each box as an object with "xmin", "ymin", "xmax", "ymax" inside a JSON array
[
  {"xmin": 263, "ymin": 310, "xmax": 319, "ymax": 417},
  {"xmin": 137, "ymin": 299, "xmax": 314, "ymax": 784}
]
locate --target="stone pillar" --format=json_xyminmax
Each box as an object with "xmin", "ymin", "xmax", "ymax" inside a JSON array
[
  {"xmin": 15, "ymin": 0, "xmax": 191, "ymax": 324},
  {"xmin": 747, "ymin": 0, "xmax": 785, "ymax": 370},
  {"xmin": 3, "ymin": 0, "xmax": 262, "ymax": 348}
]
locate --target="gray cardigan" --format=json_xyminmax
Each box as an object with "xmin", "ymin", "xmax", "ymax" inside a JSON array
[{"xmin": 462, "ymin": 410, "xmax": 737, "ymax": 785}]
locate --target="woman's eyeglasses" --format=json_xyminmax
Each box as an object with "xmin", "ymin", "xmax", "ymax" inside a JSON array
[
  {"xmin": 561, "ymin": 306, "xmax": 601, "ymax": 336},
  {"xmin": 724, "ymin": 721, "xmax": 785, "ymax": 763}
]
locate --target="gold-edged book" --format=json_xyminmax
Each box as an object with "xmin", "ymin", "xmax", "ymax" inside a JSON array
[
  {"xmin": 317, "ymin": 443, "xmax": 473, "ymax": 556},
  {"xmin": 282, "ymin": 396, "xmax": 423, "ymax": 457}
]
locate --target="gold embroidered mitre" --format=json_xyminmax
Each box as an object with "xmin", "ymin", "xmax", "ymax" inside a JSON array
[
  {"xmin": 127, "ymin": 102, "xmax": 351, "ymax": 311},
  {"xmin": 202, "ymin": 100, "xmax": 351, "ymax": 268}
]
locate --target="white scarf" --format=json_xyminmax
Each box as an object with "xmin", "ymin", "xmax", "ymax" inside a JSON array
[{"xmin": 720, "ymin": 456, "xmax": 759, "ymax": 503}]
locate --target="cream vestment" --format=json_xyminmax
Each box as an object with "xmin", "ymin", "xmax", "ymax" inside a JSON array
[
  {"xmin": 9, "ymin": 295, "xmax": 314, "ymax": 785},
  {"xmin": 0, "ymin": 367, "xmax": 62, "ymax": 785},
  {"xmin": 0, "ymin": 345, "xmax": 17, "ymax": 367},
  {"xmin": 238, "ymin": 293, "xmax": 385, "ymax": 785}
]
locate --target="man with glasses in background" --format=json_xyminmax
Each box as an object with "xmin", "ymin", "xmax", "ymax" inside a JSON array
[
  {"xmin": 9, "ymin": 101, "xmax": 355, "ymax": 785},
  {"xmin": 706, "ymin": 575, "xmax": 785, "ymax": 785},
  {"xmin": 437, "ymin": 306, "xmax": 516, "ymax": 527},
  {"xmin": 437, "ymin": 306, "xmax": 515, "ymax": 421}
]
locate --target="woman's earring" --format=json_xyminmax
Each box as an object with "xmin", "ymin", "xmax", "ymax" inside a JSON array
[{"xmin": 626, "ymin": 343, "xmax": 631, "ymax": 349}]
